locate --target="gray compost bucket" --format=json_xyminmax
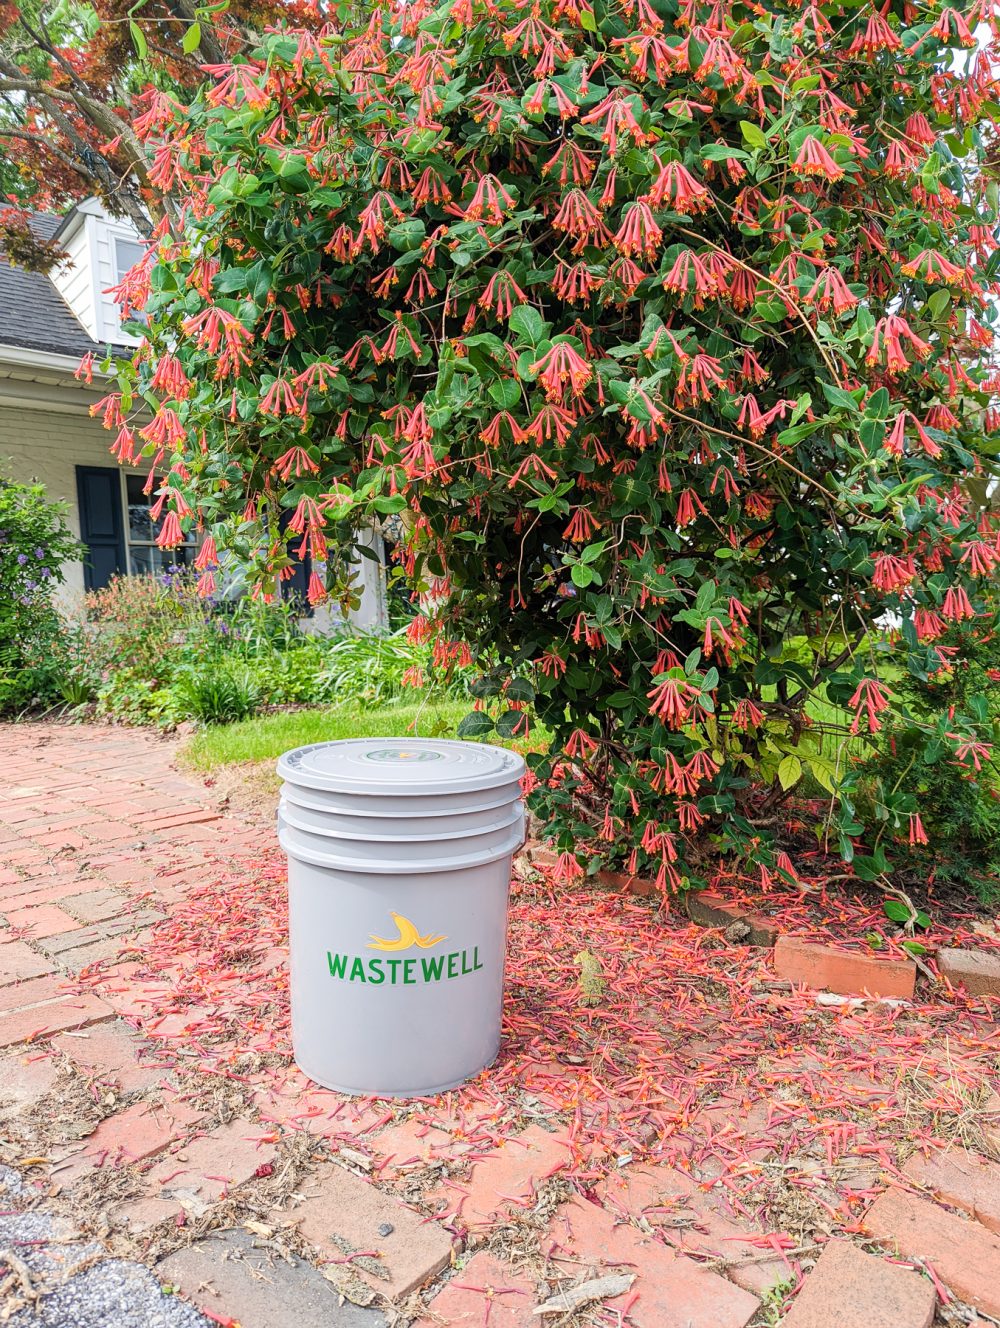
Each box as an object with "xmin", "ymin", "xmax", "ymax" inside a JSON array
[{"xmin": 277, "ymin": 738, "xmax": 526, "ymax": 1097}]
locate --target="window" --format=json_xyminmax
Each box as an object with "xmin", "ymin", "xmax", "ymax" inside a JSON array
[
  {"xmin": 125, "ymin": 473, "xmax": 196, "ymax": 576},
  {"xmin": 110, "ymin": 235, "xmax": 147, "ymax": 335},
  {"xmin": 113, "ymin": 237, "xmax": 145, "ymax": 284}
]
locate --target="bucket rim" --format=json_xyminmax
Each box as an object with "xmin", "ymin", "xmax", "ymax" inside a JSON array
[
  {"xmin": 278, "ymin": 778, "xmax": 524, "ymax": 817},
  {"xmin": 278, "ymin": 800, "xmax": 523, "ymax": 846},
  {"xmin": 279, "ymin": 824, "xmax": 525, "ymax": 874},
  {"xmin": 277, "ymin": 737, "xmax": 526, "ymax": 796}
]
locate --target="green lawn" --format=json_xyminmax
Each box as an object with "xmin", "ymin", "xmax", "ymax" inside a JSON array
[{"xmin": 183, "ymin": 698, "xmax": 468, "ymax": 769}]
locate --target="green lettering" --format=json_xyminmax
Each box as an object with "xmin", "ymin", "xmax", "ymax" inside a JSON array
[
  {"xmin": 387, "ymin": 959, "xmax": 402, "ymax": 984},
  {"xmin": 327, "ymin": 952, "xmax": 348, "ymax": 979},
  {"xmin": 350, "ymin": 957, "xmax": 366, "ymax": 983},
  {"xmin": 403, "ymin": 958, "xmax": 416, "ymax": 985},
  {"xmin": 368, "ymin": 958, "xmax": 385, "ymax": 985},
  {"xmin": 421, "ymin": 954, "xmax": 445, "ymax": 982},
  {"xmin": 461, "ymin": 949, "xmax": 472, "ymax": 975},
  {"xmin": 473, "ymin": 945, "xmax": 483, "ymax": 971},
  {"xmin": 447, "ymin": 952, "xmax": 459, "ymax": 979}
]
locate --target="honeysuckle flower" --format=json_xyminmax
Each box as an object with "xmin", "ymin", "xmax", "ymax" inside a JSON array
[
  {"xmin": 792, "ymin": 136, "xmax": 844, "ymax": 182},
  {"xmin": 529, "ymin": 342, "xmax": 593, "ymax": 402},
  {"xmin": 613, "ymin": 201, "xmax": 663, "ymax": 261},
  {"xmin": 849, "ymin": 678, "xmax": 891, "ymax": 734},
  {"xmin": 644, "ymin": 159, "xmax": 710, "ymax": 213},
  {"xmin": 646, "ymin": 675, "xmax": 701, "ymax": 727}
]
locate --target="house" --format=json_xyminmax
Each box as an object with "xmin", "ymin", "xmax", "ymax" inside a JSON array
[{"xmin": 0, "ymin": 199, "xmax": 386, "ymax": 629}]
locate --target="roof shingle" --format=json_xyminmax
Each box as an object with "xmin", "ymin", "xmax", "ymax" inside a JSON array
[{"xmin": 0, "ymin": 210, "xmax": 103, "ymax": 360}]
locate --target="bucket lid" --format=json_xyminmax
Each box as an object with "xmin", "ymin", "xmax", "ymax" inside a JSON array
[{"xmin": 277, "ymin": 738, "xmax": 525, "ymax": 797}]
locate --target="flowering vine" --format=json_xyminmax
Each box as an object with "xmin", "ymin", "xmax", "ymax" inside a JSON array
[{"xmin": 98, "ymin": 0, "xmax": 1000, "ymax": 890}]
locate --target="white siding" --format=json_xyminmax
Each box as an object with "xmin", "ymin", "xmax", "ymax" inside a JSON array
[
  {"xmin": 52, "ymin": 221, "xmax": 99, "ymax": 341},
  {"xmin": 48, "ymin": 205, "xmax": 144, "ymax": 347},
  {"xmin": 99, "ymin": 226, "xmax": 144, "ymax": 346},
  {"xmin": 0, "ymin": 403, "xmax": 137, "ymax": 602}
]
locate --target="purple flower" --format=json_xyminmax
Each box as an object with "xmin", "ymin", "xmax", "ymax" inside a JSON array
[
  {"xmin": 34, "ymin": 548, "xmax": 44, "ymax": 559},
  {"xmin": 17, "ymin": 553, "xmax": 28, "ymax": 565}
]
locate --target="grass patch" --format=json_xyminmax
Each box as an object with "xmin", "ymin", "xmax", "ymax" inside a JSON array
[{"xmin": 183, "ymin": 698, "xmax": 468, "ymax": 770}]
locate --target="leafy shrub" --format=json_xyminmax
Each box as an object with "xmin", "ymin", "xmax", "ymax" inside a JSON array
[
  {"xmin": 0, "ymin": 478, "xmax": 80, "ymax": 714},
  {"xmin": 105, "ymin": 4, "xmax": 1000, "ymax": 895},
  {"xmin": 77, "ymin": 570, "xmax": 447, "ymax": 726},
  {"xmin": 172, "ymin": 660, "xmax": 264, "ymax": 724},
  {"xmin": 240, "ymin": 644, "xmax": 316, "ymax": 704},
  {"xmin": 853, "ymin": 630, "xmax": 1000, "ymax": 907},
  {"xmin": 319, "ymin": 629, "xmax": 465, "ymax": 709}
]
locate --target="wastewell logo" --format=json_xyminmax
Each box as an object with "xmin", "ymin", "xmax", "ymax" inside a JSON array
[
  {"xmin": 368, "ymin": 912, "xmax": 446, "ymax": 952},
  {"xmin": 326, "ymin": 912, "xmax": 482, "ymax": 986}
]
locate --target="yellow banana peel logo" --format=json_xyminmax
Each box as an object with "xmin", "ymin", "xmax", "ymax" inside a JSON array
[{"xmin": 368, "ymin": 911, "xmax": 447, "ymax": 953}]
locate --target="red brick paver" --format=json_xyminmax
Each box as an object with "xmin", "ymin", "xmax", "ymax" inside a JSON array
[
  {"xmin": 599, "ymin": 1163, "xmax": 788, "ymax": 1295},
  {"xmin": 276, "ymin": 1161, "xmax": 456, "ymax": 1298},
  {"xmin": 0, "ymin": 973, "xmax": 78, "ymax": 1013},
  {"xmin": 904, "ymin": 1148, "xmax": 1000, "ymax": 1234},
  {"xmin": 113, "ymin": 1117, "xmax": 277, "ymax": 1232},
  {"xmin": 3, "ymin": 903, "xmax": 81, "ymax": 938},
  {"xmin": 0, "ymin": 1048, "xmax": 58, "ymax": 1117},
  {"xmin": 864, "ymin": 1188, "xmax": 1000, "ymax": 1317},
  {"xmin": 51, "ymin": 1020, "xmax": 164, "ymax": 1093},
  {"xmin": 773, "ymin": 936, "xmax": 916, "ymax": 999},
  {"xmin": 435, "ymin": 1124, "xmax": 575, "ymax": 1230},
  {"xmin": 686, "ymin": 891, "xmax": 778, "ymax": 946},
  {"xmin": 0, "ymin": 997, "xmax": 112, "ymax": 1047},
  {"xmin": 51, "ymin": 1096, "xmax": 206, "ymax": 1186},
  {"xmin": 780, "ymin": 1238, "xmax": 935, "ymax": 1328},
  {"xmin": 0, "ymin": 937, "xmax": 56, "ymax": 983},
  {"xmin": 417, "ymin": 1252, "xmax": 535, "ymax": 1326},
  {"xmin": 544, "ymin": 1195, "xmax": 759, "ymax": 1328},
  {"xmin": 937, "ymin": 948, "xmax": 1000, "ymax": 998}
]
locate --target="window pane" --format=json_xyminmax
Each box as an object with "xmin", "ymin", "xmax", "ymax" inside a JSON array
[
  {"xmin": 114, "ymin": 239, "xmax": 145, "ymax": 283},
  {"xmin": 125, "ymin": 474, "xmax": 195, "ymax": 564},
  {"xmin": 126, "ymin": 473, "xmax": 156, "ymax": 542},
  {"xmin": 129, "ymin": 544, "xmax": 193, "ymax": 577}
]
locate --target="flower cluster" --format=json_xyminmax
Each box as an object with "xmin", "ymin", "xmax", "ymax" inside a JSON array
[{"xmin": 103, "ymin": 0, "xmax": 1000, "ymax": 887}]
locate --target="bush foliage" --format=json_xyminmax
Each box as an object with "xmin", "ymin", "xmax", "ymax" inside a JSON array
[
  {"xmin": 100, "ymin": 0, "xmax": 1000, "ymax": 888},
  {"xmin": 71, "ymin": 573, "xmax": 463, "ymax": 727},
  {"xmin": 0, "ymin": 477, "xmax": 80, "ymax": 714}
]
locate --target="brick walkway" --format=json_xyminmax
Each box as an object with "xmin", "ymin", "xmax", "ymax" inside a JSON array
[{"xmin": 1, "ymin": 722, "xmax": 999, "ymax": 1327}]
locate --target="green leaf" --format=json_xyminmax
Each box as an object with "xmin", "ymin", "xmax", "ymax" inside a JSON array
[
  {"xmin": 506, "ymin": 677, "xmax": 535, "ymax": 702},
  {"xmin": 883, "ymin": 899, "xmax": 912, "ymax": 923},
  {"xmin": 860, "ymin": 418, "xmax": 885, "ymax": 451},
  {"xmin": 508, "ymin": 305, "xmax": 547, "ymax": 346},
  {"xmin": 701, "ymin": 144, "xmax": 749, "ymax": 162},
  {"xmin": 740, "ymin": 120, "xmax": 768, "ymax": 149},
  {"xmin": 129, "ymin": 18, "xmax": 148, "ymax": 58},
  {"xmin": 821, "ymin": 382, "xmax": 861, "ymax": 413},
  {"xmin": 777, "ymin": 755, "xmax": 802, "ymax": 790},
  {"xmin": 495, "ymin": 708, "xmax": 524, "ymax": 738},
  {"xmin": 458, "ymin": 710, "xmax": 495, "ymax": 738},
  {"xmin": 182, "ymin": 20, "xmax": 202, "ymax": 53}
]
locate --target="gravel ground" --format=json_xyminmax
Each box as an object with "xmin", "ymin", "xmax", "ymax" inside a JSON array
[
  {"xmin": 6, "ymin": 1260, "xmax": 212, "ymax": 1328},
  {"xmin": 0, "ymin": 1169, "xmax": 210, "ymax": 1328}
]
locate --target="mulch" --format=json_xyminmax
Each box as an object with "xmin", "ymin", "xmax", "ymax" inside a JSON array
[{"xmin": 74, "ymin": 844, "xmax": 1000, "ymax": 1253}]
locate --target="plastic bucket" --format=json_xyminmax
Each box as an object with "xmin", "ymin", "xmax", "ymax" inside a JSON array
[{"xmin": 277, "ymin": 738, "xmax": 526, "ymax": 1097}]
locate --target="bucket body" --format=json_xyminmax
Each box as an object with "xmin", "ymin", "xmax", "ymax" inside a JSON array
[{"xmin": 277, "ymin": 738, "xmax": 525, "ymax": 1097}]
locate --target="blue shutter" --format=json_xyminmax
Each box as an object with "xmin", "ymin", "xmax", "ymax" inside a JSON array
[{"xmin": 76, "ymin": 467, "xmax": 126, "ymax": 590}]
